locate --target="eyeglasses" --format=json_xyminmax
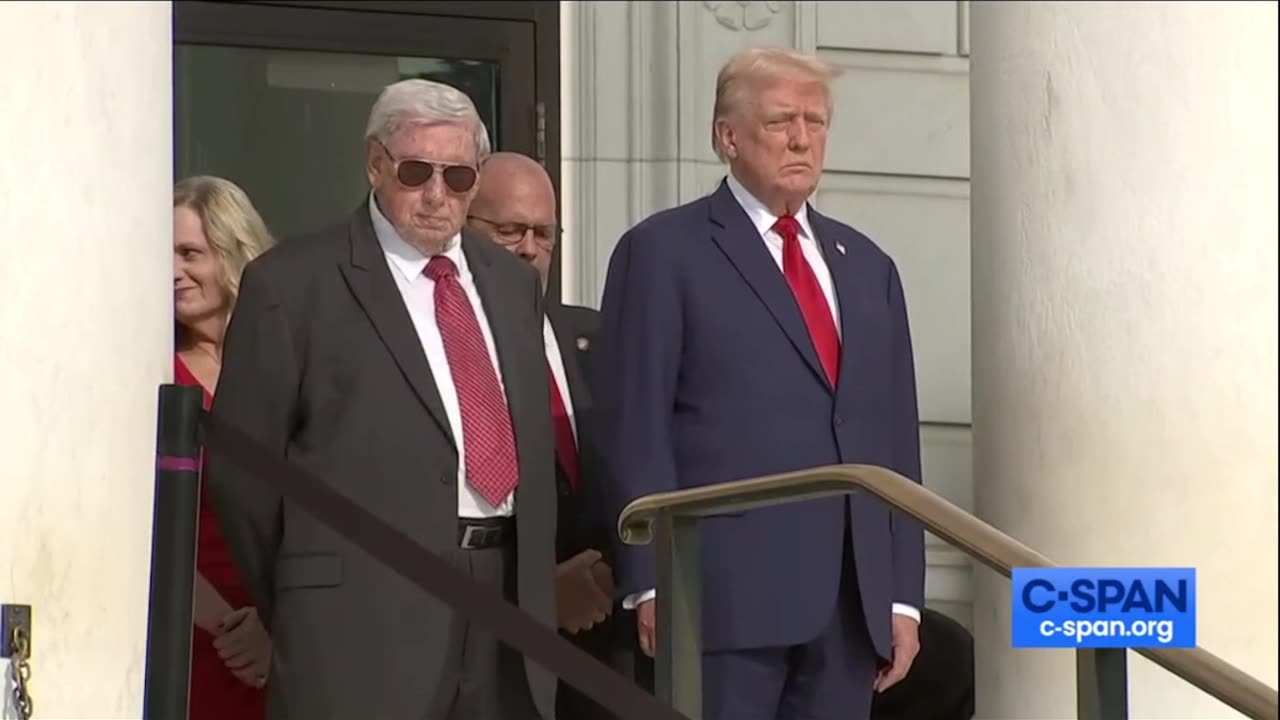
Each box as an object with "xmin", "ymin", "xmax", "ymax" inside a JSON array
[
  {"xmin": 380, "ymin": 143, "xmax": 478, "ymax": 194},
  {"xmin": 467, "ymin": 215, "xmax": 561, "ymax": 248}
]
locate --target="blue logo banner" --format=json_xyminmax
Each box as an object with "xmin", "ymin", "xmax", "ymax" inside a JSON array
[{"xmin": 1011, "ymin": 567, "xmax": 1196, "ymax": 649}]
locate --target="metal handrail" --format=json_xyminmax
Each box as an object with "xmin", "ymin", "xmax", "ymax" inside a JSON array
[{"xmin": 618, "ymin": 464, "xmax": 1279, "ymax": 720}]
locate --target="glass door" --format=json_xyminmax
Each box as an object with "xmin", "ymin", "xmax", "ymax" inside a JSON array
[{"xmin": 175, "ymin": 1, "xmax": 539, "ymax": 240}]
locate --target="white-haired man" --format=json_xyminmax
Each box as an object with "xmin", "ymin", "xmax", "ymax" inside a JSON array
[
  {"xmin": 595, "ymin": 47, "xmax": 926, "ymax": 719},
  {"xmin": 208, "ymin": 78, "xmax": 559, "ymax": 720}
]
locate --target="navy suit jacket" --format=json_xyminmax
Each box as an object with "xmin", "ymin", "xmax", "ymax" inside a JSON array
[{"xmin": 594, "ymin": 180, "xmax": 925, "ymax": 660}]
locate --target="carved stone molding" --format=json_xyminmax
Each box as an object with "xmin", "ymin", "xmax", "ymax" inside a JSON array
[
  {"xmin": 563, "ymin": 1, "xmax": 806, "ymax": 304},
  {"xmin": 703, "ymin": 1, "xmax": 782, "ymax": 32}
]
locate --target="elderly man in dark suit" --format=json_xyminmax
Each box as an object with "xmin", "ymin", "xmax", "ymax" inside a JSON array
[
  {"xmin": 595, "ymin": 47, "xmax": 926, "ymax": 720},
  {"xmin": 208, "ymin": 79, "xmax": 558, "ymax": 720},
  {"xmin": 466, "ymin": 151, "xmax": 620, "ymax": 720}
]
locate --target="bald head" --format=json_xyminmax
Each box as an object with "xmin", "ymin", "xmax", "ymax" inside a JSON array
[
  {"xmin": 473, "ymin": 152, "xmax": 555, "ymax": 215},
  {"xmin": 467, "ymin": 152, "xmax": 559, "ymax": 290}
]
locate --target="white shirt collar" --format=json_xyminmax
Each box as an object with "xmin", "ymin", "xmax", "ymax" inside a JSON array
[
  {"xmin": 724, "ymin": 171, "xmax": 818, "ymax": 242},
  {"xmin": 368, "ymin": 191, "xmax": 468, "ymax": 282}
]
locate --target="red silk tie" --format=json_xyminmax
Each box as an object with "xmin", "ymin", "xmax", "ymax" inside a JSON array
[
  {"xmin": 425, "ymin": 256, "xmax": 520, "ymax": 507},
  {"xmin": 547, "ymin": 363, "xmax": 581, "ymax": 491},
  {"xmin": 773, "ymin": 215, "xmax": 841, "ymax": 386}
]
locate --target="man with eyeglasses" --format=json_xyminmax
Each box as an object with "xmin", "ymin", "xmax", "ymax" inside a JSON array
[
  {"xmin": 208, "ymin": 80, "xmax": 559, "ymax": 720},
  {"xmin": 466, "ymin": 151, "xmax": 623, "ymax": 720}
]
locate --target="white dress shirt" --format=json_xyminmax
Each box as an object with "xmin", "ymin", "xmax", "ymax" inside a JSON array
[
  {"xmin": 622, "ymin": 175, "xmax": 921, "ymax": 624},
  {"xmin": 724, "ymin": 172, "xmax": 841, "ymax": 336},
  {"xmin": 369, "ymin": 195, "xmax": 515, "ymax": 518},
  {"xmin": 543, "ymin": 316, "xmax": 578, "ymax": 443}
]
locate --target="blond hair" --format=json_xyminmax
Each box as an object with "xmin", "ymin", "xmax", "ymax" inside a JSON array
[
  {"xmin": 711, "ymin": 47, "xmax": 842, "ymax": 161},
  {"xmin": 173, "ymin": 175, "xmax": 275, "ymax": 311}
]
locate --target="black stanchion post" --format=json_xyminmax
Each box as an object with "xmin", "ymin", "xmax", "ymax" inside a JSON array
[{"xmin": 143, "ymin": 383, "xmax": 205, "ymax": 720}]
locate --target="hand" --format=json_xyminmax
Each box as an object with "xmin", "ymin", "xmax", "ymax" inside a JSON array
[
  {"xmin": 590, "ymin": 557, "xmax": 616, "ymax": 599},
  {"xmin": 555, "ymin": 549, "xmax": 613, "ymax": 633},
  {"xmin": 214, "ymin": 607, "xmax": 272, "ymax": 689},
  {"xmin": 636, "ymin": 599, "xmax": 655, "ymax": 658},
  {"xmin": 874, "ymin": 613, "xmax": 920, "ymax": 692}
]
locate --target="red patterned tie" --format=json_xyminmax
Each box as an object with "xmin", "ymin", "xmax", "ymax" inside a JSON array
[
  {"xmin": 425, "ymin": 256, "xmax": 519, "ymax": 507},
  {"xmin": 773, "ymin": 215, "xmax": 841, "ymax": 386},
  {"xmin": 546, "ymin": 363, "xmax": 581, "ymax": 491}
]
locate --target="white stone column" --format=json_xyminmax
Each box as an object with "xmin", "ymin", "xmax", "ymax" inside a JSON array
[
  {"xmin": 971, "ymin": 1, "xmax": 1277, "ymax": 717},
  {"xmin": 0, "ymin": 2, "xmax": 173, "ymax": 717}
]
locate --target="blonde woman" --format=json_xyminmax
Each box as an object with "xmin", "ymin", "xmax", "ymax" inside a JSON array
[{"xmin": 173, "ymin": 175, "xmax": 275, "ymax": 720}]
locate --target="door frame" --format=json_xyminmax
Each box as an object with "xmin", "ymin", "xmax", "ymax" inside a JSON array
[{"xmin": 174, "ymin": 0, "xmax": 565, "ymax": 301}]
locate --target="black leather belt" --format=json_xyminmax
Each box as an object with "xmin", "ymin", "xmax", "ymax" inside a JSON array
[{"xmin": 457, "ymin": 517, "xmax": 515, "ymax": 550}]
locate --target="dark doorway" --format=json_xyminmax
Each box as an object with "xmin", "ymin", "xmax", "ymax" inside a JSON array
[{"xmin": 174, "ymin": 1, "xmax": 563, "ymax": 296}]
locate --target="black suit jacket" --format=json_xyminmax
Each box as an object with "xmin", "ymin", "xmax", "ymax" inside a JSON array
[
  {"xmin": 546, "ymin": 302, "xmax": 612, "ymax": 562},
  {"xmin": 547, "ymin": 302, "xmax": 628, "ymax": 720},
  {"xmin": 207, "ymin": 204, "xmax": 558, "ymax": 720}
]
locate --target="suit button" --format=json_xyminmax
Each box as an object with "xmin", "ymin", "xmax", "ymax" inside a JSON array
[{"xmin": 833, "ymin": 415, "xmax": 844, "ymax": 426}]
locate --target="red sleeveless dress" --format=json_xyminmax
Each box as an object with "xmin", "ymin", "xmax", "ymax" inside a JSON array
[{"xmin": 174, "ymin": 354, "xmax": 267, "ymax": 720}]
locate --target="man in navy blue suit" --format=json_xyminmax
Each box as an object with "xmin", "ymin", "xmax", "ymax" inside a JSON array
[{"xmin": 594, "ymin": 47, "xmax": 926, "ymax": 720}]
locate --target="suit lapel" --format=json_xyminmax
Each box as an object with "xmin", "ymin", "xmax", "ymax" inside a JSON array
[
  {"xmin": 546, "ymin": 303, "xmax": 592, "ymax": 414},
  {"xmin": 708, "ymin": 181, "xmax": 829, "ymax": 389},
  {"xmin": 809, "ymin": 209, "xmax": 873, "ymax": 393},
  {"xmin": 337, "ymin": 205, "xmax": 456, "ymax": 448},
  {"xmin": 545, "ymin": 304, "xmax": 602, "ymax": 505}
]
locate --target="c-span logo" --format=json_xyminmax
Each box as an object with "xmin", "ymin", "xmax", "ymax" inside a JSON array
[{"xmin": 1011, "ymin": 567, "xmax": 1196, "ymax": 648}]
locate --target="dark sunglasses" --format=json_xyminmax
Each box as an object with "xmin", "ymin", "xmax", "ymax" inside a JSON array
[{"xmin": 380, "ymin": 143, "xmax": 477, "ymax": 194}]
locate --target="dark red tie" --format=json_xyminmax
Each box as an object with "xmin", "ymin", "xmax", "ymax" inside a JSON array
[
  {"xmin": 547, "ymin": 363, "xmax": 581, "ymax": 491},
  {"xmin": 773, "ymin": 215, "xmax": 841, "ymax": 386},
  {"xmin": 425, "ymin": 256, "xmax": 520, "ymax": 507}
]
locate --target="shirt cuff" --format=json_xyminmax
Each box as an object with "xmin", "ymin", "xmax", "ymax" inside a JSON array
[
  {"xmin": 623, "ymin": 589, "xmax": 656, "ymax": 610},
  {"xmin": 892, "ymin": 603, "xmax": 921, "ymax": 622}
]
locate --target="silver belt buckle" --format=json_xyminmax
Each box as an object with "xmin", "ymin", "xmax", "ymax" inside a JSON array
[{"xmin": 460, "ymin": 524, "xmax": 488, "ymax": 550}]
